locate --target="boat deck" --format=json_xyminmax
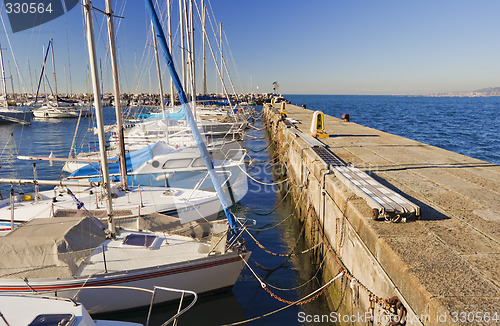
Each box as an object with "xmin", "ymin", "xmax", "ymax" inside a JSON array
[{"xmin": 82, "ymin": 231, "xmax": 212, "ymax": 275}]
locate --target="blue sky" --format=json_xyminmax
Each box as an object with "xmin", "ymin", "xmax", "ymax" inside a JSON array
[{"xmin": 1, "ymin": 0, "xmax": 500, "ymax": 95}]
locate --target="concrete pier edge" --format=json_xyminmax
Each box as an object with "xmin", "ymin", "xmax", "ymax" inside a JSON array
[{"xmin": 263, "ymin": 102, "xmax": 500, "ymax": 326}]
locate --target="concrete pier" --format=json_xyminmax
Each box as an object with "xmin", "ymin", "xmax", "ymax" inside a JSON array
[{"xmin": 263, "ymin": 102, "xmax": 499, "ymax": 325}]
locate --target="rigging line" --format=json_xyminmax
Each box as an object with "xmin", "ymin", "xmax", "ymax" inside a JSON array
[
  {"xmin": 192, "ymin": 0, "xmax": 233, "ymax": 107},
  {"xmin": 134, "ymin": 21, "xmax": 156, "ymax": 94},
  {"xmin": 71, "ymin": 273, "xmax": 96, "ymax": 301},
  {"xmin": 217, "ymin": 27, "xmax": 239, "ymax": 98},
  {"xmin": 0, "ymin": 132, "xmax": 14, "ymax": 158},
  {"xmin": 64, "ymin": 15, "xmax": 73, "ymax": 94},
  {"xmin": 68, "ymin": 0, "xmax": 125, "ymax": 19},
  {"xmin": 222, "ymin": 29, "xmax": 243, "ymax": 93},
  {"xmin": 68, "ymin": 108, "xmax": 85, "ymax": 158},
  {"xmin": 0, "ymin": 14, "xmax": 26, "ymax": 93},
  {"xmin": 140, "ymin": 0, "xmax": 171, "ymax": 95},
  {"xmin": 224, "ymin": 260, "xmax": 343, "ymax": 326},
  {"xmin": 94, "ymin": 2, "xmax": 107, "ymax": 64}
]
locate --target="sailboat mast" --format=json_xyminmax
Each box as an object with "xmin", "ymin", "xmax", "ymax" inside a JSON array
[
  {"xmin": 151, "ymin": 21, "xmax": 166, "ymax": 119},
  {"xmin": 182, "ymin": 0, "xmax": 190, "ymax": 98},
  {"xmin": 167, "ymin": 0, "xmax": 174, "ymax": 106},
  {"xmin": 145, "ymin": 0, "xmax": 238, "ymax": 230},
  {"xmin": 28, "ymin": 60, "xmax": 34, "ymax": 94},
  {"xmin": 0, "ymin": 41, "xmax": 8, "ymax": 100},
  {"xmin": 105, "ymin": 0, "xmax": 128, "ymax": 191},
  {"xmin": 7, "ymin": 61, "xmax": 14, "ymax": 96},
  {"xmin": 193, "ymin": 1, "xmax": 232, "ymax": 107},
  {"xmin": 83, "ymin": 0, "xmax": 115, "ymax": 234},
  {"xmin": 201, "ymin": 0, "xmax": 206, "ymax": 95},
  {"xmin": 50, "ymin": 38, "xmax": 58, "ymax": 103},
  {"xmin": 179, "ymin": 0, "xmax": 186, "ymax": 89},
  {"xmin": 188, "ymin": 0, "xmax": 196, "ymax": 117},
  {"xmin": 219, "ymin": 22, "xmax": 223, "ymax": 95},
  {"xmin": 35, "ymin": 44, "xmax": 51, "ymax": 104}
]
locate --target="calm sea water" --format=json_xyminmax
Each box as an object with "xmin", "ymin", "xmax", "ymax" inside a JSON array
[{"xmin": 286, "ymin": 95, "xmax": 500, "ymax": 165}]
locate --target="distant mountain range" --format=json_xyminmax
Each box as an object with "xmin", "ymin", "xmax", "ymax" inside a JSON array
[{"xmin": 434, "ymin": 87, "xmax": 500, "ymax": 97}]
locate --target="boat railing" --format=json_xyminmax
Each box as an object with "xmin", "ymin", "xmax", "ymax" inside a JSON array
[
  {"xmin": 53, "ymin": 285, "xmax": 198, "ymax": 326},
  {"xmin": 220, "ymin": 148, "xmax": 247, "ymax": 165},
  {"xmin": 187, "ymin": 169, "xmax": 231, "ymax": 201},
  {"xmin": 147, "ymin": 286, "xmax": 198, "ymax": 326},
  {"xmin": 227, "ymin": 217, "xmax": 256, "ymax": 248}
]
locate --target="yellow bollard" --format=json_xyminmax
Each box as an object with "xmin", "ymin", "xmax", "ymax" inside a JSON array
[
  {"xmin": 309, "ymin": 111, "xmax": 329, "ymax": 138},
  {"xmin": 271, "ymin": 97, "xmax": 275, "ymax": 106},
  {"xmin": 279, "ymin": 101, "xmax": 288, "ymax": 114}
]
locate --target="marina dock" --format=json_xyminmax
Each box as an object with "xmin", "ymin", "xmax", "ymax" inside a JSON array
[{"xmin": 263, "ymin": 101, "xmax": 500, "ymax": 325}]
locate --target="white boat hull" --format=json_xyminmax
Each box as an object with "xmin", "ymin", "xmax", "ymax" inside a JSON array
[{"xmin": 0, "ymin": 251, "xmax": 250, "ymax": 314}]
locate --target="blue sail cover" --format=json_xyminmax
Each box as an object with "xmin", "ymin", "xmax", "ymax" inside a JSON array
[
  {"xmin": 136, "ymin": 110, "xmax": 186, "ymax": 120},
  {"xmin": 69, "ymin": 142, "xmax": 171, "ymax": 179}
]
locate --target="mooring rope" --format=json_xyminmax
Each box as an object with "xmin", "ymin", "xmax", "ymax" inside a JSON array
[
  {"xmin": 223, "ymin": 259, "xmax": 344, "ymax": 326},
  {"xmin": 237, "ymin": 164, "xmax": 288, "ymax": 186},
  {"xmin": 265, "ymin": 244, "xmax": 329, "ymax": 292},
  {"xmin": 247, "ymin": 211, "xmax": 294, "ymax": 231},
  {"xmin": 244, "ymin": 141, "xmax": 273, "ymax": 153},
  {"xmin": 239, "ymin": 135, "xmax": 265, "ymax": 141},
  {"xmin": 244, "ymin": 218, "xmax": 307, "ymax": 258},
  {"xmin": 247, "ymin": 183, "xmax": 304, "ymax": 231}
]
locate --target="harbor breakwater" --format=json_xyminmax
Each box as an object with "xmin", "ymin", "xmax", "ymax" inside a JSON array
[{"xmin": 263, "ymin": 101, "xmax": 500, "ymax": 325}]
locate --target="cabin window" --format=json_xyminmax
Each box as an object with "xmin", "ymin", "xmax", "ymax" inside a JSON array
[
  {"xmin": 162, "ymin": 158, "xmax": 192, "ymax": 169},
  {"xmin": 29, "ymin": 314, "xmax": 75, "ymax": 326},
  {"xmin": 123, "ymin": 234, "xmax": 157, "ymax": 247}
]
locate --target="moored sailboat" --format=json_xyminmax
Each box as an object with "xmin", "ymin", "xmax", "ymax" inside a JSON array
[
  {"xmin": 0, "ymin": 216, "xmax": 249, "ymax": 314},
  {"xmin": 0, "ymin": 0, "xmax": 250, "ymax": 315}
]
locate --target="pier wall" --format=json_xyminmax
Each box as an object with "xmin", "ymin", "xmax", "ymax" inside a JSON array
[{"xmin": 262, "ymin": 103, "xmax": 500, "ymax": 326}]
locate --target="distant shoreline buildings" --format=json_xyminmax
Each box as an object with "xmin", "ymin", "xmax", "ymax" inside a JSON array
[{"xmin": 3, "ymin": 92, "xmax": 276, "ymax": 107}]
